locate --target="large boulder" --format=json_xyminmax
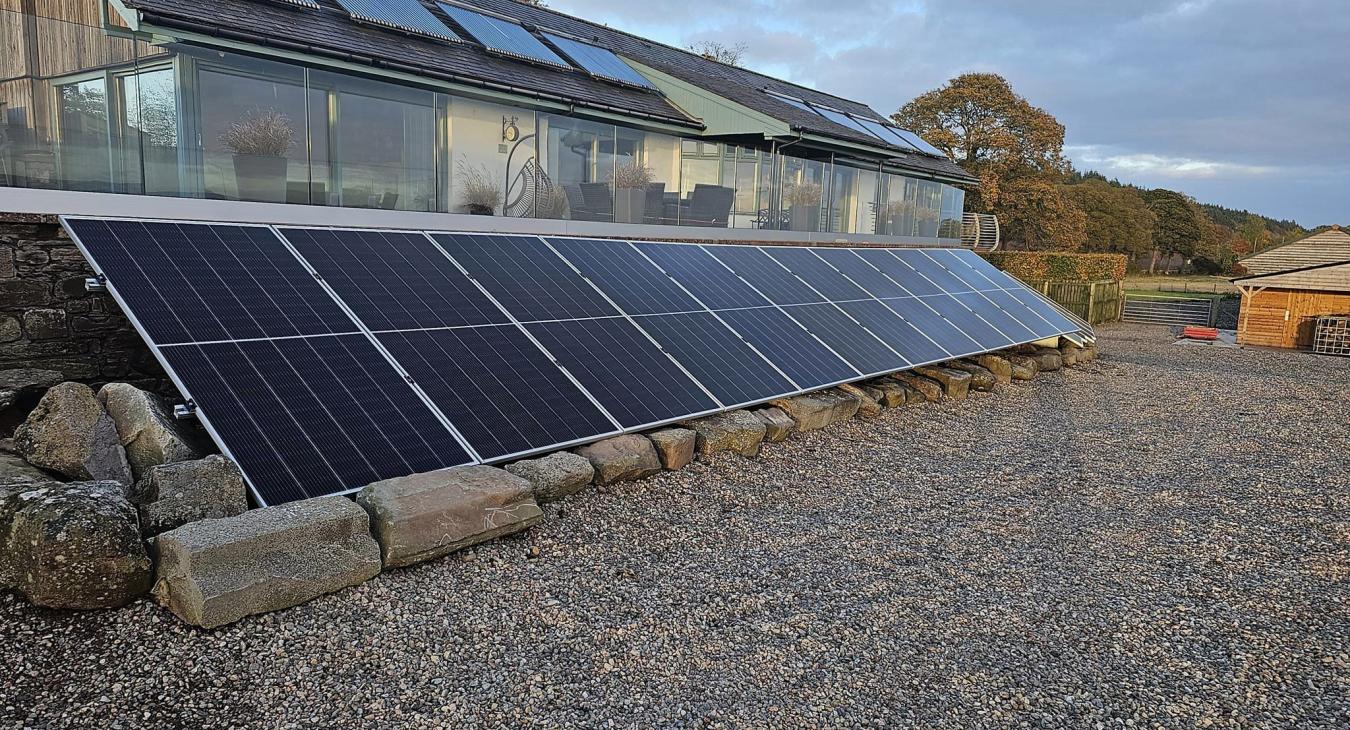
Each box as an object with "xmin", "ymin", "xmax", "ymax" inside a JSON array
[
  {"xmin": 834, "ymin": 384, "xmax": 881, "ymax": 418},
  {"xmin": 647, "ymin": 428, "xmax": 696, "ymax": 470},
  {"xmin": 505, "ymin": 451, "xmax": 594, "ymax": 502},
  {"xmin": 97, "ymin": 383, "xmax": 205, "ymax": 480},
  {"xmin": 135, "ymin": 455, "xmax": 249, "ymax": 536},
  {"xmin": 1007, "ymin": 354, "xmax": 1039, "ymax": 381},
  {"xmin": 769, "ymin": 393, "xmax": 835, "ymax": 432},
  {"xmin": 0, "ymin": 480, "xmax": 151, "ymax": 609},
  {"xmin": 945, "ymin": 361, "xmax": 998, "ymax": 392},
  {"xmin": 0, "ymin": 452, "xmax": 51, "ymax": 486},
  {"xmin": 574, "ymin": 435, "xmax": 662, "ymax": 485},
  {"xmin": 972, "ymin": 354, "xmax": 1013, "ymax": 384},
  {"xmin": 0, "ymin": 368, "xmax": 63, "ymax": 435},
  {"xmin": 892, "ymin": 373, "xmax": 943, "ymax": 402},
  {"xmin": 686, "ymin": 410, "xmax": 766, "ymax": 457},
  {"xmin": 824, "ymin": 389, "xmax": 863, "ymax": 422},
  {"xmin": 1060, "ymin": 342, "xmax": 1083, "ymax": 367},
  {"xmin": 1033, "ymin": 348, "xmax": 1064, "ymax": 372},
  {"xmin": 358, "ymin": 466, "xmax": 541, "ymax": 569},
  {"xmin": 752, "ymin": 407, "xmax": 794, "ymax": 443},
  {"xmin": 1082, "ymin": 343, "xmax": 1100, "ymax": 361},
  {"xmin": 14, "ymin": 383, "xmax": 131, "ymax": 485},
  {"xmin": 914, "ymin": 366, "xmax": 973, "ymax": 401},
  {"xmin": 152, "ymin": 495, "xmax": 381, "ymax": 628},
  {"xmin": 869, "ymin": 379, "xmax": 911, "ymax": 408}
]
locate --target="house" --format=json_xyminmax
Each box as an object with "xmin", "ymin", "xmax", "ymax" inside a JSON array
[
  {"xmin": 1232, "ymin": 226, "xmax": 1350, "ymax": 349},
  {"xmin": 0, "ymin": 0, "xmax": 978, "ymax": 244}
]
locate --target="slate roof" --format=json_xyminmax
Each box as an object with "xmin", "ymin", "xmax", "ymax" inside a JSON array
[{"xmin": 1237, "ymin": 228, "xmax": 1350, "ymax": 278}]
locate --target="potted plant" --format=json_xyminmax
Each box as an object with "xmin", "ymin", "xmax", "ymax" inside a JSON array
[
  {"xmin": 220, "ymin": 109, "xmax": 294, "ymax": 203},
  {"xmin": 610, "ymin": 161, "xmax": 653, "ymax": 224},
  {"xmin": 456, "ymin": 156, "xmax": 501, "ymax": 215},
  {"xmin": 785, "ymin": 182, "xmax": 822, "ymax": 232}
]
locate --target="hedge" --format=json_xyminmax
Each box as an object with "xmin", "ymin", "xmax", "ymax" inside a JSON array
[{"xmin": 980, "ymin": 251, "xmax": 1128, "ymax": 282}]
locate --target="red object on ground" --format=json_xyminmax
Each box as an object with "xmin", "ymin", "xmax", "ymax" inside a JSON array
[{"xmin": 1181, "ymin": 326, "xmax": 1219, "ymax": 341}]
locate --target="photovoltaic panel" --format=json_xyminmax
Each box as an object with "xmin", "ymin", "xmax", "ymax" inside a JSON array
[
  {"xmin": 890, "ymin": 249, "xmax": 976, "ymax": 294},
  {"xmin": 881, "ymin": 296, "xmax": 979, "ymax": 356},
  {"xmin": 924, "ymin": 295, "xmax": 1014, "ymax": 351},
  {"xmin": 632, "ymin": 312, "xmax": 794, "ymax": 405},
  {"xmin": 715, "ymin": 307, "xmax": 858, "ymax": 388},
  {"xmin": 1005, "ymin": 288, "xmax": 1084, "ymax": 334},
  {"xmin": 280, "ymin": 227, "xmax": 509, "ymax": 330},
  {"xmin": 837, "ymin": 299, "xmax": 948, "ymax": 366},
  {"xmin": 334, "ymin": 0, "xmax": 462, "ymax": 41},
  {"xmin": 764, "ymin": 247, "xmax": 871, "ymax": 301},
  {"xmin": 542, "ymin": 32, "xmax": 656, "ymax": 89},
  {"xmin": 979, "ymin": 289, "xmax": 1067, "ymax": 340},
  {"xmin": 950, "ymin": 291, "xmax": 1040, "ymax": 342},
  {"xmin": 810, "ymin": 248, "xmax": 911, "ymax": 298},
  {"xmin": 635, "ymin": 242, "xmax": 768, "ymax": 310},
  {"xmin": 438, "ymin": 3, "xmax": 569, "ymax": 68},
  {"xmin": 850, "ymin": 116, "xmax": 921, "ymax": 152},
  {"xmin": 886, "ymin": 126, "xmax": 948, "ymax": 158},
  {"xmin": 547, "ymin": 237, "xmax": 702, "ymax": 315},
  {"xmin": 162, "ymin": 335, "xmax": 472, "ymax": 504},
  {"xmin": 378, "ymin": 327, "xmax": 616, "ymax": 460},
  {"xmin": 432, "ymin": 233, "xmax": 619, "ymax": 321},
  {"xmin": 813, "ymin": 106, "xmax": 885, "ymax": 139},
  {"xmin": 524, "ymin": 317, "xmax": 718, "ymax": 428},
  {"xmin": 707, "ymin": 246, "xmax": 825, "ymax": 305},
  {"xmin": 854, "ymin": 248, "xmax": 944, "ymax": 297},
  {"xmin": 781, "ymin": 303, "xmax": 906, "ymax": 376}
]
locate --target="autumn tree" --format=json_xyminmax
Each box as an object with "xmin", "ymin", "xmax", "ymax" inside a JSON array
[
  {"xmin": 688, "ymin": 41, "xmax": 747, "ymax": 67},
  {"xmin": 1142, "ymin": 189, "xmax": 1206, "ymax": 273},
  {"xmin": 1063, "ymin": 180, "xmax": 1156, "ymax": 257},
  {"xmin": 1236, "ymin": 213, "xmax": 1273, "ymax": 254},
  {"xmin": 893, "ymin": 73, "xmax": 1084, "ymax": 250}
]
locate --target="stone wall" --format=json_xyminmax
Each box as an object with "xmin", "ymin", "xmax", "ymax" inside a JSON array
[{"xmin": 0, "ymin": 214, "xmax": 166, "ymax": 393}]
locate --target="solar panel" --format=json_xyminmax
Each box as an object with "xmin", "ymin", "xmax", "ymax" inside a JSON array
[
  {"xmin": 715, "ymin": 307, "xmax": 858, "ymax": 389},
  {"xmin": 811, "ymin": 248, "xmax": 911, "ymax": 298},
  {"xmin": 950, "ymin": 291, "xmax": 1040, "ymax": 343},
  {"xmin": 707, "ymin": 246, "xmax": 824, "ymax": 305},
  {"xmin": 334, "ymin": 0, "xmax": 462, "ymax": 41},
  {"xmin": 921, "ymin": 248, "xmax": 998, "ymax": 293},
  {"xmin": 780, "ymin": 303, "xmax": 907, "ymax": 376},
  {"xmin": 266, "ymin": 0, "xmax": 319, "ymax": 8},
  {"xmin": 880, "ymin": 296, "xmax": 980, "ymax": 357},
  {"xmin": 889, "ymin": 249, "xmax": 976, "ymax": 294},
  {"xmin": 853, "ymin": 248, "xmax": 943, "ymax": 297},
  {"xmin": 632, "ymin": 312, "xmax": 795, "ymax": 406},
  {"xmin": 885, "ymin": 125, "xmax": 947, "ymax": 158},
  {"xmin": 924, "ymin": 295, "xmax": 1014, "ymax": 351},
  {"xmin": 764, "ymin": 247, "xmax": 871, "ymax": 302},
  {"xmin": 813, "ymin": 105, "xmax": 888, "ymax": 139},
  {"xmin": 636, "ymin": 242, "xmax": 768, "ymax": 310},
  {"xmin": 542, "ymin": 32, "xmax": 656, "ymax": 88},
  {"xmin": 836, "ymin": 299, "xmax": 945, "ymax": 367},
  {"xmin": 439, "ymin": 3, "xmax": 569, "ymax": 68},
  {"xmin": 547, "ymin": 238, "xmax": 701, "ymax": 315},
  {"xmin": 850, "ymin": 116, "xmax": 921, "ymax": 152},
  {"xmin": 433, "ymin": 233, "xmax": 619, "ymax": 321},
  {"xmin": 764, "ymin": 90, "xmax": 818, "ymax": 114}
]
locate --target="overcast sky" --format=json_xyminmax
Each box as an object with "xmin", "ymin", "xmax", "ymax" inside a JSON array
[{"xmin": 548, "ymin": 0, "xmax": 1348, "ymax": 227}]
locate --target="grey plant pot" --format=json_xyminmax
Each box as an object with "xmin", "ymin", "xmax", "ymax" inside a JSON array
[
  {"xmin": 614, "ymin": 187, "xmax": 646, "ymax": 225},
  {"xmin": 790, "ymin": 204, "xmax": 819, "ymax": 232},
  {"xmin": 231, "ymin": 154, "xmax": 288, "ymax": 203}
]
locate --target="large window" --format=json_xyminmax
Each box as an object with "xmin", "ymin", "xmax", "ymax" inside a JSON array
[
  {"xmin": 778, "ymin": 155, "xmax": 827, "ymax": 232},
  {"xmin": 542, "ymin": 115, "xmax": 616, "ymax": 222}
]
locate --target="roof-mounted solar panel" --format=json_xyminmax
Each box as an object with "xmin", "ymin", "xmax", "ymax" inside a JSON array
[
  {"xmin": 543, "ymin": 32, "xmax": 656, "ymax": 88},
  {"xmin": 886, "ymin": 125, "xmax": 947, "ymax": 157},
  {"xmin": 811, "ymin": 105, "xmax": 887, "ymax": 139},
  {"xmin": 850, "ymin": 115, "xmax": 921, "ymax": 152},
  {"xmin": 334, "ymin": 0, "xmax": 462, "ymax": 42},
  {"xmin": 266, "ymin": 0, "xmax": 320, "ymax": 7},
  {"xmin": 764, "ymin": 89, "xmax": 818, "ymax": 114},
  {"xmin": 438, "ymin": 3, "xmax": 570, "ymax": 68}
]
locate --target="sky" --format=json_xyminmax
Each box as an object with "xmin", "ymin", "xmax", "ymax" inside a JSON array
[{"xmin": 546, "ymin": 0, "xmax": 1349, "ymax": 228}]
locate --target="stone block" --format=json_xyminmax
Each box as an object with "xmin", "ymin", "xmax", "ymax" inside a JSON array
[
  {"xmin": 136, "ymin": 455, "xmax": 249, "ymax": 536},
  {"xmin": 752, "ymin": 407, "xmax": 794, "ymax": 443},
  {"xmin": 687, "ymin": 410, "xmax": 766, "ymax": 457},
  {"xmin": 972, "ymin": 354, "xmax": 1013, "ymax": 384},
  {"xmin": 1060, "ymin": 343, "xmax": 1083, "ymax": 367},
  {"xmin": 915, "ymin": 367, "xmax": 972, "ymax": 401},
  {"xmin": 98, "ymin": 383, "xmax": 205, "ymax": 480},
  {"xmin": 892, "ymin": 373, "xmax": 943, "ymax": 402},
  {"xmin": 869, "ymin": 379, "xmax": 910, "ymax": 408},
  {"xmin": 358, "ymin": 466, "xmax": 541, "ymax": 569},
  {"xmin": 505, "ymin": 451, "xmax": 594, "ymax": 502},
  {"xmin": 0, "ymin": 452, "xmax": 50, "ymax": 485},
  {"xmin": 22, "ymin": 308, "xmax": 67, "ymax": 341},
  {"xmin": 1007, "ymin": 354, "xmax": 1038, "ymax": 381},
  {"xmin": 647, "ymin": 428, "xmax": 696, "ymax": 470},
  {"xmin": 152, "ymin": 495, "xmax": 382, "ymax": 628},
  {"xmin": 769, "ymin": 393, "xmax": 835, "ymax": 432},
  {"xmin": 1033, "ymin": 348, "xmax": 1063, "ymax": 372},
  {"xmin": 834, "ymin": 384, "xmax": 880, "ymax": 418},
  {"xmin": 13, "ymin": 382, "xmax": 131, "ymax": 485},
  {"xmin": 574, "ymin": 434, "xmax": 661, "ymax": 485},
  {"xmin": 0, "ymin": 315, "xmax": 19, "ymax": 344},
  {"xmin": 946, "ymin": 361, "xmax": 998, "ymax": 392}
]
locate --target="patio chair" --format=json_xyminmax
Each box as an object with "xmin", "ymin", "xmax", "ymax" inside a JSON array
[
  {"xmin": 579, "ymin": 181, "xmax": 614, "ymax": 222},
  {"xmin": 643, "ymin": 182, "xmax": 667, "ymax": 224},
  {"xmin": 685, "ymin": 184, "xmax": 735, "ymax": 227}
]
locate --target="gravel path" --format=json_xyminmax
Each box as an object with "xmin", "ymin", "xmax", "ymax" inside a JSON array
[{"xmin": 3, "ymin": 323, "xmax": 1347, "ymax": 729}]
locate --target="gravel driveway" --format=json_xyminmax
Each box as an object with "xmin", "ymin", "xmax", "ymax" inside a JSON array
[{"xmin": 3, "ymin": 323, "xmax": 1347, "ymax": 729}]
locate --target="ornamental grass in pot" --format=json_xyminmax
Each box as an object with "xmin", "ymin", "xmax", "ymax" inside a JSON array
[
  {"xmin": 456, "ymin": 156, "xmax": 501, "ymax": 215},
  {"xmin": 220, "ymin": 109, "xmax": 294, "ymax": 203},
  {"xmin": 785, "ymin": 182, "xmax": 822, "ymax": 232},
  {"xmin": 611, "ymin": 161, "xmax": 654, "ymax": 224}
]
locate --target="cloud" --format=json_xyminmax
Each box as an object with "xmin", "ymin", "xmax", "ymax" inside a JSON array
[{"xmin": 1066, "ymin": 146, "xmax": 1277, "ymax": 180}]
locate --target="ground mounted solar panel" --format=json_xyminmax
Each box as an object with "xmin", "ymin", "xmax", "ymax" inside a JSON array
[{"xmin": 65, "ymin": 216, "xmax": 1092, "ymax": 506}]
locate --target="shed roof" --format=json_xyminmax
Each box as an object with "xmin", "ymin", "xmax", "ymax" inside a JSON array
[
  {"xmin": 1232, "ymin": 258, "xmax": 1350, "ymax": 293},
  {"xmin": 1238, "ymin": 227, "xmax": 1350, "ymax": 277}
]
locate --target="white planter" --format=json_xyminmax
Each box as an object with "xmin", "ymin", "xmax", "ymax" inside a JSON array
[{"xmin": 614, "ymin": 187, "xmax": 646, "ymax": 224}]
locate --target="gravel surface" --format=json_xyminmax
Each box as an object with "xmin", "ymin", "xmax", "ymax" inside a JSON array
[{"xmin": 3, "ymin": 323, "xmax": 1347, "ymax": 729}]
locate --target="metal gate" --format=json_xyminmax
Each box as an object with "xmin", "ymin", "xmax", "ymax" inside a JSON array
[{"xmin": 1122, "ymin": 294, "xmax": 1217, "ymax": 327}]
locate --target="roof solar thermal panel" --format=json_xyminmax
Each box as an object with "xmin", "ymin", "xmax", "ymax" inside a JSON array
[
  {"xmin": 162, "ymin": 335, "xmax": 472, "ymax": 505},
  {"xmin": 837, "ymin": 300, "xmax": 947, "ymax": 366},
  {"xmin": 280, "ymin": 228, "xmax": 509, "ymax": 331},
  {"xmin": 950, "ymin": 291, "xmax": 1041, "ymax": 342},
  {"xmin": 633, "ymin": 312, "xmax": 794, "ymax": 405},
  {"xmin": 765, "ymin": 91, "xmax": 817, "ymax": 114},
  {"xmin": 764, "ymin": 247, "xmax": 871, "ymax": 301},
  {"xmin": 547, "ymin": 238, "xmax": 701, "ymax": 315},
  {"xmin": 851, "ymin": 116, "xmax": 920, "ymax": 152},
  {"xmin": 432, "ymin": 233, "xmax": 618, "ymax": 322},
  {"xmin": 438, "ymin": 3, "xmax": 569, "ymax": 67},
  {"xmin": 780, "ymin": 303, "xmax": 906, "ymax": 376},
  {"xmin": 811, "ymin": 249, "xmax": 911, "ymax": 298},
  {"xmin": 524, "ymin": 317, "xmax": 718, "ymax": 428},
  {"xmin": 334, "ymin": 0, "xmax": 462, "ymax": 41},
  {"xmin": 715, "ymin": 307, "xmax": 858, "ymax": 389},
  {"xmin": 853, "ymin": 248, "xmax": 944, "ymax": 297},
  {"xmin": 889, "ymin": 249, "xmax": 976, "ymax": 293},
  {"xmin": 543, "ymin": 33, "xmax": 656, "ymax": 88},
  {"xmin": 813, "ymin": 106, "xmax": 884, "ymax": 139},
  {"xmin": 706, "ymin": 246, "xmax": 824, "ymax": 305},
  {"xmin": 881, "ymin": 296, "xmax": 978, "ymax": 357},
  {"xmin": 887, "ymin": 127, "xmax": 948, "ymax": 158},
  {"xmin": 378, "ymin": 327, "xmax": 616, "ymax": 460},
  {"xmin": 923, "ymin": 295, "xmax": 1015, "ymax": 351},
  {"xmin": 266, "ymin": 0, "xmax": 320, "ymax": 8},
  {"xmin": 635, "ymin": 243, "xmax": 768, "ymax": 310},
  {"xmin": 67, "ymin": 219, "xmax": 358, "ymax": 345}
]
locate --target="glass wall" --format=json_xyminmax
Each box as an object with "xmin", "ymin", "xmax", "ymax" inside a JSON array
[{"xmin": 1, "ymin": 6, "xmax": 963, "ymax": 240}]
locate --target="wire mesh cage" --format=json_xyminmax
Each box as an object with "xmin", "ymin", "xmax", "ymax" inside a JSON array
[{"xmin": 1313, "ymin": 315, "xmax": 1350, "ymax": 356}]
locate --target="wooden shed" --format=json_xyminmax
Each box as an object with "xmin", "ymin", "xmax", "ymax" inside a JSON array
[{"xmin": 1233, "ymin": 227, "xmax": 1350, "ymax": 348}]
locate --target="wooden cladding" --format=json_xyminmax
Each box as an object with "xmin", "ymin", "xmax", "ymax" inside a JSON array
[{"xmin": 1237, "ymin": 287, "xmax": 1350, "ymax": 349}]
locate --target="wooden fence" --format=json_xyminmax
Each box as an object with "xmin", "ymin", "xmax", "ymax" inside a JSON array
[{"xmin": 1021, "ymin": 279, "xmax": 1124, "ymax": 325}]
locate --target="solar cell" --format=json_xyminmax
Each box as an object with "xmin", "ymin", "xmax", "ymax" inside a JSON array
[
  {"xmin": 632, "ymin": 312, "xmax": 794, "ymax": 405},
  {"xmin": 920, "ymin": 249, "xmax": 999, "ymax": 293},
  {"xmin": 432, "ymin": 233, "xmax": 619, "ymax": 321},
  {"xmin": 542, "ymin": 32, "xmax": 656, "ymax": 88},
  {"xmin": 334, "ymin": 0, "xmax": 461, "ymax": 41},
  {"xmin": 280, "ymin": 227, "xmax": 509, "ymax": 330},
  {"xmin": 881, "ymin": 296, "xmax": 978, "ymax": 356},
  {"xmin": 850, "ymin": 116, "xmax": 921, "ymax": 152},
  {"xmin": 707, "ymin": 245, "xmax": 824, "ymax": 305},
  {"xmin": 923, "ymin": 295, "xmax": 1015, "ymax": 351},
  {"xmin": 1005, "ymin": 289, "xmax": 1083, "ymax": 334},
  {"xmin": 890, "ymin": 249, "xmax": 975, "ymax": 293},
  {"xmin": 162, "ymin": 335, "xmax": 472, "ymax": 504},
  {"xmin": 438, "ymin": 3, "xmax": 569, "ymax": 67},
  {"xmin": 886, "ymin": 126, "xmax": 948, "ymax": 158},
  {"xmin": 853, "ymin": 248, "xmax": 943, "ymax": 297},
  {"xmin": 379, "ymin": 326, "xmax": 617, "ymax": 460},
  {"xmin": 950, "ymin": 291, "xmax": 1040, "ymax": 342},
  {"xmin": 780, "ymin": 303, "xmax": 906, "ymax": 376},
  {"xmin": 635, "ymin": 242, "xmax": 768, "ymax": 310},
  {"xmin": 524, "ymin": 317, "xmax": 718, "ymax": 428},
  {"xmin": 715, "ymin": 307, "xmax": 858, "ymax": 389},
  {"xmin": 764, "ymin": 247, "xmax": 871, "ymax": 301},
  {"xmin": 547, "ymin": 237, "xmax": 701, "ymax": 315},
  {"xmin": 810, "ymin": 248, "xmax": 911, "ymax": 298},
  {"xmin": 836, "ymin": 299, "xmax": 947, "ymax": 367},
  {"xmin": 978, "ymin": 289, "xmax": 1066, "ymax": 340},
  {"xmin": 812, "ymin": 106, "xmax": 885, "ymax": 139}
]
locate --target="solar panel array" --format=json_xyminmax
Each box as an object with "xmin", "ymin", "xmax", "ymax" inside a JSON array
[
  {"xmin": 542, "ymin": 32, "xmax": 657, "ymax": 89},
  {"xmin": 763, "ymin": 91, "xmax": 949, "ymax": 158},
  {"xmin": 334, "ymin": 0, "xmax": 463, "ymax": 41},
  {"xmin": 438, "ymin": 3, "xmax": 570, "ymax": 68},
  {"xmin": 64, "ymin": 218, "xmax": 1089, "ymax": 507}
]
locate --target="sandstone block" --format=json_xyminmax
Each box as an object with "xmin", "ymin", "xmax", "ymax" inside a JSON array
[
  {"xmin": 98, "ymin": 383, "xmax": 205, "ymax": 480},
  {"xmin": 574, "ymin": 434, "xmax": 661, "ymax": 485},
  {"xmin": 1007, "ymin": 354, "xmax": 1038, "ymax": 381},
  {"xmin": 505, "ymin": 451, "xmax": 594, "ymax": 502},
  {"xmin": 915, "ymin": 367, "xmax": 972, "ymax": 401},
  {"xmin": 647, "ymin": 428, "xmax": 696, "ymax": 470},
  {"xmin": 358, "ymin": 466, "xmax": 541, "ymax": 569},
  {"xmin": 823, "ymin": 389, "xmax": 862, "ymax": 422},
  {"xmin": 152, "ymin": 495, "xmax": 381, "ymax": 627},
  {"xmin": 687, "ymin": 410, "xmax": 766, "ymax": 457},
  {"xmin": 972, "ymin": 355, "xmax": 1013, "ymax": 384},
  {"xmin": 945, "ymin": 361, "xmax": 998, "ymax": 392},
  {"xmin": 136, "ymin": 455, "xmax": 249, "ymax": 536},
  {"xmin": 870, "ymin": 379, "xmax": 911, "ymax": 408},
  {"xmin": 752, "ymin": 407, "xmax": 794, "ymax": 443},
  {"xmin": 834, "ymin": 384, "xmax": 880, "ymax": 418},
  {"xmin": 1033, "ymin": 348, "xmax": 1063, "ymax": 372},
  {"xmin": 892, "ymin": 373, "xmax": 943, "ymax": 402},
  {"xmin": 768, "ymin": 393, "xmax": 834, "ymax": 432},
  {"xmin": 14, "ymin": 383, "xmax": 131, "ymax": 485}
]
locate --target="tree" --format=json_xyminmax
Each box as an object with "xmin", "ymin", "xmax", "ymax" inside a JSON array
[
  {"xmin": 1063, "ymin": 180, "xmax": 1155, "ymax": 257},
  {"xmin": 1142, "ymin": 189, "xmax": 1205, "ymax": 274},
  {"xmin": 688, "ymin": 41, "xmax": 746, "ymax": 67},
  {"xmin": 893, "ymin": 73, "xmax": 1083, "ymax": 250},
  {"xmin": 1236, "ymin": 213, "xmax": 1273, "ymax": 254}
]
